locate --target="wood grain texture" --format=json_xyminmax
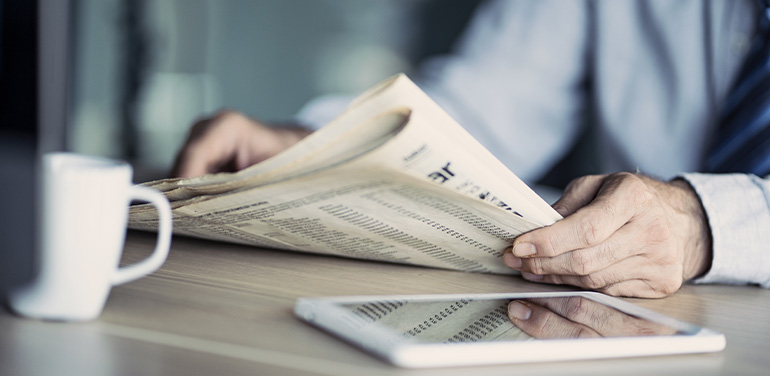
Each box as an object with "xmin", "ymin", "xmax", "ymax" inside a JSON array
[{"xmin": 2, "ymin": 230, "xmax": 769, "ymax": 375}]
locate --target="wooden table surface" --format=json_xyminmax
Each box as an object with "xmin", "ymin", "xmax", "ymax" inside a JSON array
[{"xmin": 2, "ymin": 231, "xmax": 769, "ymax": 376}]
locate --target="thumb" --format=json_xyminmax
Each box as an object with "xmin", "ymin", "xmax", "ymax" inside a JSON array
[{"xmin": 551, "ymin": 174, "xmax": 607, "ymax": 217}]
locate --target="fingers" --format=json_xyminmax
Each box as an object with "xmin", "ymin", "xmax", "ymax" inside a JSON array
[
  {"xmin": 506, "ymin": 221, "xmax": 644, "ymax": 276},
  {"xmin": 171, "ymin": 111, "xmax": 293, "ymax": 178},
  {"xmin": 509, "ymin": 297, "xmax": 677, "ymax": 337},
  {"xmin": 171, "ymin": 110, "xmax": 314, "ymax": 179},
  {"xmin": 536, "ymin": 297, "xmax": 617, "ymax": 334},
  {"xmin": 171, "ymin": 112, "xmax": 244, "ymax": 178},
  {"xmin": 512, "ymin": 173, "xmax": 651, "ymax": 259},
  {"xmin": 171, "ymin": 144, "xmax": 214, "ymax": 179},
  {"xmin": 172, "ymin": 140, "xmax": 230, "ymax": 178},
  {"xmin": 505, "ymin": 211, "xmax": 685, "ymax": 297},
  {"xmin": 520, "ymin": 256, "xmax": 684, "ymax": 298},
  {"xmin": 507, "ymin": 300, "xmax": 600, "ymax": 339},
  {"xmin": 598, "ymin": 279, "xmax": 680, "ymax": 299}
]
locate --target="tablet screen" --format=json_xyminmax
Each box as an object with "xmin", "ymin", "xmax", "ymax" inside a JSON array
[{"xmin": 336, "ymin": 296, "xmax": 681, "ymax": 345}]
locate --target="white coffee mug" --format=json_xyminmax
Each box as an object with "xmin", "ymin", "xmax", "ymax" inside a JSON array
[{"xmin": 9, "ymin": 152, "xmax": 172, "ymax": 321}]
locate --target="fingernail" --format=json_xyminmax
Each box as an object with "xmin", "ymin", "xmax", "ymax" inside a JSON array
[
  {"xmin": 522, "ymin": 272, "xmax": 544, "ymax": 281},
  {"xmin": 503, "ymin": 253, "xmax": 522, "ymax": 269},
  {"xmin": 508, "ymin": 301, "xmax": 532, "ymax": 320},
  {"xmin": 513, "ymin": 242, "xmax": 537, "ymax": 257}
]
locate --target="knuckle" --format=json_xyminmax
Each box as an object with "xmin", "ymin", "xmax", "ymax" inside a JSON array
[
  {"xmin": 569, "ymin": 249, "xmax": 592, "ymax": 275},
  {"xmin": 613, "ymin": 172, "xmax": 652, "ymax": 202},
  {"xmin": 537, "ymin": 312, "xmax": 555, "ymax": 334},
  {"xmin": 580, "ymin": 273, "xmax": 607, "ymax": 289},
  {"xmin": 577, "ymin": 215, "xmax": 600, "ymax": 246},
  {"xmin": 544, "ymin": 274, "xmax": 562, "ymax": 285},
  {"xmin": 635, "ymin": 189, "xmax": 656, "ymax": 207},
  {"xmin": 645, "ymin": 221, "xmax": 672, "ymax": 244},
  {"xmin": 527, "ymin": 257, "xmax": 545, "ymax": 275},
  {"xmin": 564, "ymin": 297, "xmax": 590, "ymax": 321},
  {"xmin": 544, "ymin": 236, "xmax": 560, "ymax": 257},
  {"xmin": 628, "ymin": 178, "xmax": 655, "ymax": 204}
]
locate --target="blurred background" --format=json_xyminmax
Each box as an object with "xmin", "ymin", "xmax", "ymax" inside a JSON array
[{"xmin": 69, "ymin": 0, "xmax": 482, "ymax": 182}]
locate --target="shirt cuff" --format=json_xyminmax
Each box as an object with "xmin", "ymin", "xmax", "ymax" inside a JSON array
[{"xmin": 680, "ymin": 173, "xmax": 770, "ymax": 288}]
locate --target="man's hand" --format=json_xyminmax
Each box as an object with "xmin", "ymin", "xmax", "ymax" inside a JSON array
[
  {"xmin": 171, "ymin": 110, "xmax": 312, "ymax": 178},
  {"xmin": 507, "ymin": 297, "xmax": 677, "ymax": 338},
  {"xmin": 503, "ymin": 172, "xmax": 712, "ymax": 298}
]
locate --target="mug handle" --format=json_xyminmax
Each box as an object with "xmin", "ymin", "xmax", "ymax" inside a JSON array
[{"xmin": 111, "ymin": 185, "xmax": 173, "ymax": 286}]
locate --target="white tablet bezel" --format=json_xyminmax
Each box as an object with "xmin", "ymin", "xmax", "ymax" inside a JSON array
[{"xmin": 294, "ymin": 291, "xmax": 725, "ymax": 368}]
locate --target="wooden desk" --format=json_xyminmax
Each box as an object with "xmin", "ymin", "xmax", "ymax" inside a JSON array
[{"xmin": 2, "ymin": 231, "xmax": 769, "ymax": 375}]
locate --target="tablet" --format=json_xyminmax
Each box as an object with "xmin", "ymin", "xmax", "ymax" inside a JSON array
[{"xmin": 294, "ymin": 291, "xmax": 725, "ymax": 368}]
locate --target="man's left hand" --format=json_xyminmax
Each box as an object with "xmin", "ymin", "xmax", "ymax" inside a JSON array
[{"xmin": 503, "ymin": 172, "xmax": 712, "ymax": 298}]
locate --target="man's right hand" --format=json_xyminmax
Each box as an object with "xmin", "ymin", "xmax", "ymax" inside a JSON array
[
  {"xmin": 507, "ymin": 297, "xmax": 677, "ymax": 338},
  {"xmin": 171, "ymin": 110, "xmax": 312, "ymax": 178}
]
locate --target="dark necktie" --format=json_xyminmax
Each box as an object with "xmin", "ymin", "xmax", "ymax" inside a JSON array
[{"xmin": 705, "ymin": 1, "xmax": 770, "ymax": 176}]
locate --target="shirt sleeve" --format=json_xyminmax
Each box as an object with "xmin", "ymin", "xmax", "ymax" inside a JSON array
[{"xmin": 681, "ymin": 172, "xmax": 770, "ymax": 288}]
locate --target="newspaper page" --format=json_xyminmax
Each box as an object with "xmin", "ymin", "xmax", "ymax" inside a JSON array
[
  {"xmin": 129, "ymin": 74, "xmax": 561, "ymax": 273},
  {"xmin": 336, "ymin": 298, "xmax": 532, "ymax": 345},
  {"xmin": 130, "ymin": 163, "xmax": 541, "ymax": 273}
]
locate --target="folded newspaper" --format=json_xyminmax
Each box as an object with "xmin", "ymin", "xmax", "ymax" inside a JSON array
[{"xmin": 129, "ymin": 74, "xmax": 562, "ymax": 274}]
